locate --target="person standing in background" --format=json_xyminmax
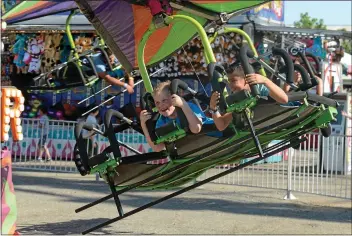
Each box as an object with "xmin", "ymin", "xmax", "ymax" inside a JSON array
[
  {"xmin": 82, "ymin": 109, "xmax": 100, "ymax": 157},
  {"xmin": 37, "ymin": 106, "xmax": 51, "ymax": 162}
]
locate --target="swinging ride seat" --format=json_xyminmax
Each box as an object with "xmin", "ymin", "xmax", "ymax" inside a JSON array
[{"xmin": 27, "ymin": 45, "xmax": 118, "ymax": 93}]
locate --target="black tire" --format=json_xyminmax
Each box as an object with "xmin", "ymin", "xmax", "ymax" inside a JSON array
[
  {"xmin": 321, "ymin": 123, "xmax": 332, "ymax": 138},
  {"xmin": 291, "ymin": 139, "xmax": 301, "ymax": 150}
]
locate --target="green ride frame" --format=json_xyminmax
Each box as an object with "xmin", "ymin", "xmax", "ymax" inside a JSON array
[{"xmin": 74, "ymin": 12, "xmax": 338, "ymax": 235}]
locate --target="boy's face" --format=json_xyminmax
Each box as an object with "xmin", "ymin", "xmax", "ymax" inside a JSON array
[
  {"xmin": 109, "ymin": 54, "xmax": 117, "ymax": 65},
  {"xmin": 229, "ymin": 75, "xmax": 246, "ymax": 92},
  {"xmin": 154, "ymin": 91, "xmax": 175, "ymax": 117},
  {"xmin": 38, "ymin": 110, "xmax": 43, "ymax": 116},
  {"xmin": 294, "ymin": 60, "xmax": 302, "ymax": 84}
]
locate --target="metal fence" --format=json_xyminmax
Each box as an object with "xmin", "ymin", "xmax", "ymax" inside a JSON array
[
  {"xmin": 197, "ymin": 133, "xmax": 351, "ymax": 199},
  {"xmin": 2, "ymin": 118, "xmax": 351, "ymax": 199}
]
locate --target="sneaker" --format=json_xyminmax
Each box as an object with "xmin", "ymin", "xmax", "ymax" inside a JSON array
[
  {"xmin": 37, "ymin": 158, "xmax": 44, "ymax": 162},
  {"xmin": 46, "ymin": 158, "xmax": 52, "ymax": 162},
  {"xmin": 152, "ymin": 13, "xmax": 167, "ymax": 28}
]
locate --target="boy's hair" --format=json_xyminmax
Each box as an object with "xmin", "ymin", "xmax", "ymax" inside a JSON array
[
  {"xmin": 152, "ymin": 80, "xmax": 171, "ymax": 97},
  {"xmin": 228, "ymin": 66, "xmax": 245, "ymax": 80},
  {"xmin": 105, "ymin": 48, "xmax": 113, "ymax": 57},
  {"xmin": 38, "ymin": 106, "xmax": 47, "ymax": 114}
]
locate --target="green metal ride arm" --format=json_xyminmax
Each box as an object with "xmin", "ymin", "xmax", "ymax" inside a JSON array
[
  {"xmin": 209, "ymin": 27, "xmax": 267, "ymax": 77},
  {"xmin": 137, "ymin": 15, "xmax": 217, "ymax": 94}
]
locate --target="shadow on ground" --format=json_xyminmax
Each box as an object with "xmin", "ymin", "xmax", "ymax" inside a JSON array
[
  {"xmin": 16, "ymin": 218, "xmax": 136, "ymax": 235},
  {"xmin": 13, "ymin": 170, "xmax": 352, "ymax": 226}
]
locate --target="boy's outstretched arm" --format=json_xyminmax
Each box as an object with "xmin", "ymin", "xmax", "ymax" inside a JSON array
[
  {"xmin": 246, "ymin": 74, "xmax": 288, "ymax": 104},
  {"xmin": 99, "ymin": 72, "xmax": 134, "ymax": 94},
  {"xmin": 171, "ymin": 94, "xmax": 202, "ymax": 134},
  {"xmin": 140, "ymin": 110, "xmax": 166, "ymax": 152},
  {"xmin": 125, "ymin": 71, "xmax": 135, "ymax": 87},
  {"xmin": 314, "ymin": 75, "xmax": 323, "ymax": 96}
]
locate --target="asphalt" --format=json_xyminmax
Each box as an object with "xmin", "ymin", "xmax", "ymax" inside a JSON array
[{"xmin": 11, "ymin": 169, "xmax": 352, "ymax": 235}]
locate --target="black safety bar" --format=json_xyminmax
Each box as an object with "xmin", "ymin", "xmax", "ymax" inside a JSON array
[
  {"xmin": 293, "ymin": 63, "xmax": 312, "ymax": 91},
  {"xmin": 239, "ymin": 44, "xmax": 260, "ymax": 97},
  {"xmin": 80, "ymin": 54, "xmax": 99, "ymax": 80},
  {"xmin": 208, "ymin": 62, "xmax": 228, "ymax": 113},
  {"xmin": 297, "ymin": 51, "xmax": 318, "ymax": 86},
  {"xmin": 74, "ymin": 121, "xmax": 96, "ymax": 172},
  {"xmin": 305, "ymin": 52, "xmax": 321, "ymax": 76},
  {"xmin": 170, "ymin": 79, "xmax": 189, "ymax": 132},
  {"xmin": 104, "ymin": 109, "xmax": 134, "ymax": 159},
  {"xmin": 272, "ymin": 47, "xmax": 294, "ymax": 84}
]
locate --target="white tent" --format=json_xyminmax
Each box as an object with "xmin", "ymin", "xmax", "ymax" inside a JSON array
[
  {"xmin": 5, "ymin": 13, "xmax": 94, "ymax": 32},
  {"xmin": 341, "ymin": 52, "xmax": 352, "ymax": 66}
]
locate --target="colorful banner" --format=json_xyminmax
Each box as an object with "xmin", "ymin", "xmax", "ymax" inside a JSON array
[
  {"xmin": 345, "ymin": 93, "xmax": 351, "ymax": 174},
  {"xmin": 1, "ymin": 150, "xmax": 18, "ymax": 235},
  {"xmin": 1, "ymin": 0, "xmax": 19, "ymax": 15},
  {"xmin": 250, "ymin": 0, "xmax": 284, "ymax": 23}
]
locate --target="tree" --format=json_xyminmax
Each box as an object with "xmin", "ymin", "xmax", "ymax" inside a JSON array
[
  {"xmin": 293, "ymin": 12, "xmax": 327, "ymax": 29},
  {"xmin": 338, "ymin": 28, "xmax": 351, "ymax": 54}
]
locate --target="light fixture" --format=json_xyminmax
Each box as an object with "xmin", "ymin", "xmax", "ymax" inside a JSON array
[{"xmin": 1, "ymin": 21, "xmax": 7, "ymax": 31}]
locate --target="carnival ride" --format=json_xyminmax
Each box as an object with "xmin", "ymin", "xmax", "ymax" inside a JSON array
[
  {"xmin": 19, "ymin": 10, "xmax": 121, "ymax": 96},
  {"xmin": 2, "ymin": 0, "xmax": 339, "ymax": 235}
]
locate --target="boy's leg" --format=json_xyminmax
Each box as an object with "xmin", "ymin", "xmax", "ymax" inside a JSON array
[
  {"xmin": 161, "ymin": 0, "xmax": 172, "ymax": 15},
  {"xmin": 146, "ymin": 0, "xmax": 172, "ymax": 27},
  {"xmin": 87, "ymin": 138, "xmax": 93, "ymax": 157},
  {"xmin": 44, "ymin": 145, "xmax": 52, "ymax": 161},
  {"xmin": 93, "ymin": 142, "xmax": 99, "ymax": 156},
  {"xmin": 38, "ymin": 147, "xmax": 44, "ymax": 162},
  {"xmin": 146, "ymin": 0, "xmax": 164, "ymax": 15},
  {"xmin": 38, "ymin": 137, "xmax": 44, "ymax": 161}
]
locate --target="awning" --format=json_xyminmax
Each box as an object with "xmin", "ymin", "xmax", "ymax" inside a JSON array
[
  {"xmin": 3, "ymin": 13, "xmax": 94, "ymax": 33},
  {"xmin": 1, "ymin": 1, "xmax": 78, "ymax": 24},
  {"xmin": 255, "ymin": 25, "xmax": 352, "ymax": 39}
]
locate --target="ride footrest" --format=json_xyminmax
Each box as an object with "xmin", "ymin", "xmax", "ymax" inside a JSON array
[
  {"xmin": 89, "ymin": 158, "xmax": 118, "ymax": 175},
  {"xmin": 154, "ymin": 121, "xmax": 186, "ymax": 144},
  {"xmin": 83, "ymin": 75, "xmax": 100, "ymax": 86},
  {"xmin": 226, "ymin": 90, "xmax": 257, "ymax": 113},
  {"xmin": 120, "ymin": 150, "xmax": 169, "ymax": 164}
]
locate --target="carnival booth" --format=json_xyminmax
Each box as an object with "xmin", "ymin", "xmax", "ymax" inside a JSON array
[{"xmin": 1, "ymin": 86, "xmax": 25, "ymax": 235}]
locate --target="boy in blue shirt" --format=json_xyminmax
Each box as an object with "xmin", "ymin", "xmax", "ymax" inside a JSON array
[
  {"xmin": 84, "ymin": 48, "xmax": 135, "ymax": 94},
  {"xmin": 209, "ymin": 67, "xmax": 288, "ymax": 131},
  {"xmin": 140, "ymin": 80, "xmax": 212, "ymax": 152}
]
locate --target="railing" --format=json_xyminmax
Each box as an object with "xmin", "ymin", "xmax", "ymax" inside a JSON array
[
  {"xmin": 196, "ymin": 133, "xmax": 351, "ymax": 199},
  {"xmin": 2, "ymin": 119, "xmax": 351, "ymax": 199}
]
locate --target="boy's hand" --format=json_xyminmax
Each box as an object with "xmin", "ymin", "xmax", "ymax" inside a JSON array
[
  {"xmin": 128, "ymin": 77, "xmax": 135, "ymax": 88},
  {"xmin": 210, "ymin": 91, "xmax": 220, "ymax": 111},
  {"xmin": 245, "ymin": 74, "xmax": 267, "ymax": 85},
  {"xmin": 140, "ymin": 110, "xmax": 151, "ymax": 124},
  {"xmin": 125, "ymin": 84, "xmax": 134, "ymax": 94},
  {"xmin": 171, "ymin": 94, "xmax": 185, "ymax": 108}
]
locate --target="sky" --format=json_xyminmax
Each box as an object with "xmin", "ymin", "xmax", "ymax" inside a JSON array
[{"xmin": 284, "ymin": 1, "xmax": 352, "ymax": 26}]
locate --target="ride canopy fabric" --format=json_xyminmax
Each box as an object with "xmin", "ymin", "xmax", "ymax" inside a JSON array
[{"xmin": 2, "ymin": 0, "xmax": 268, "ymax": 72}]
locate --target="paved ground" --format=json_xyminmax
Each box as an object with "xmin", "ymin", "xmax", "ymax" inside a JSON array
[{"xmin": 12, "ymin": 169, "xmax": 352, "ymax": 235}]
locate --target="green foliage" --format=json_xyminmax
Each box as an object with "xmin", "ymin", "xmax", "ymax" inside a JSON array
[
  {"xmin": 293, "ymin": 12, "xmax": 327, "ymax": 30},
  {"xmin": 338, "ymin": 28, "xmax": 351, "ymax": 54},
  {"xmin": 341, "ymin": 40, "xmax": 351, "ymax": 54}
]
